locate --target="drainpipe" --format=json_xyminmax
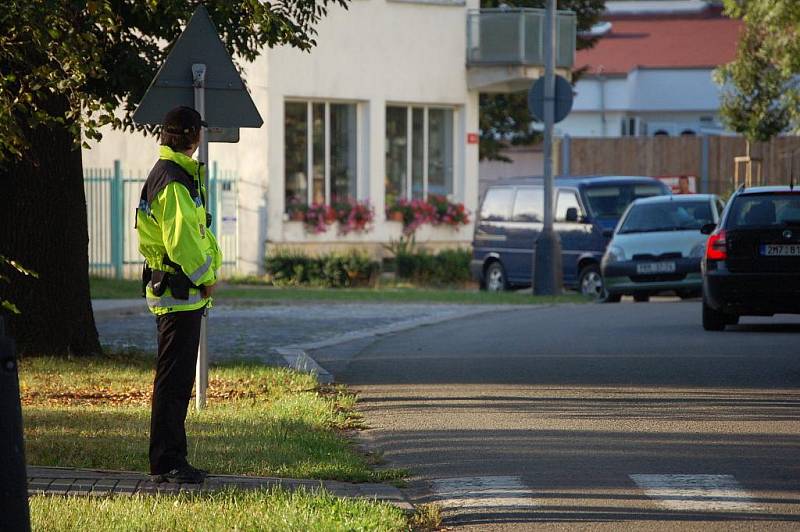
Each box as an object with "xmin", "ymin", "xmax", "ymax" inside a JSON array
[{"xmin": 598, "ymin": 66, "xmax": 607, "ymax": 136}]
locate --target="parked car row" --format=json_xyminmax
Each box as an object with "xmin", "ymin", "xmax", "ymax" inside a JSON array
[
  {"xmin": 470, "ymin": 175, "xmax": 671, "ymax": 295},
  {"xmin": 472, "ymin": 176, "xmax": 800, "ymax": 331}
]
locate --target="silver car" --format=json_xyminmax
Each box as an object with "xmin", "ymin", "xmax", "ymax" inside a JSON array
[{"xmin": 601, "ymin": 194, "xmax": 725, "ymax": 302}]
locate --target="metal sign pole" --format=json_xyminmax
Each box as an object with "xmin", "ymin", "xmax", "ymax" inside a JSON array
[
  {"xmin": 532, "ymin": 0, "xmax": 563, "ymax": 295},
  {"xmin": 192, "ymin": 63, "xmax": 209, "ymax": 411}
]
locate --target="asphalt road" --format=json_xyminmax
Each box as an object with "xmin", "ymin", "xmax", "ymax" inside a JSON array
[{"xmin": 312, "ymin": 300, "xmax": 800, "ymax": 530}]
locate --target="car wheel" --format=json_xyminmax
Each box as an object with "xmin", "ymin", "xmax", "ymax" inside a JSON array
[
  {"xmin": 702, "ymin": 298, "xmax": 727, "ymax": 331},
  {"xmin": 725, "ymin": 314, "xmax": 740, "ymax": 326},
  {"xmin": 484, "ymin": 261, "xmax": 508, "ymax": 292},
  {"xmin": 578, "ymin": 264, "xmax": 604, "ymax": 299},
  {"xmin": 633, "ymin": 293, "xmax": 650, "ymax": 303}
]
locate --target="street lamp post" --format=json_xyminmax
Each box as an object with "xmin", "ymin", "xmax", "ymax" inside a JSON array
[{"xmin": 533, "ymin": 0, "xmax": 563, "ymax": 295}]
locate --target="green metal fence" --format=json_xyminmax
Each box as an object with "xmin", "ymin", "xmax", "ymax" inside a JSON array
[{"xmin": 84, "ymin": 160, "xmax": 238, "ymax": 279}]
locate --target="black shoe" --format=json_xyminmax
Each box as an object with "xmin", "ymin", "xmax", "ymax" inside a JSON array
[{"xmin": 151, "ymin": 464, "xmax": 207, "ymax": 484}]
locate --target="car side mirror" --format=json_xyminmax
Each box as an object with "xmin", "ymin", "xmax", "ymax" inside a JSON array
[
  {"xmin": 700, "ymin": 223, "xmax": 716, "ymax": 235},
  {"xmin": 602, "ymin": 229, "xmax": 614, "ymax": 238},
  {"xmin": 565, "ymin": 207, "xmax": 579, "ymax": 223}
]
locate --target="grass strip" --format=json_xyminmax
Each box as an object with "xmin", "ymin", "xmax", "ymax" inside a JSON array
[
  {"xmin": 30, "ymin": 487, "xmax": 410, "ymax": 532},
  {"xmin": 90, "ymin": 277, "xmax": 588, "ymax": 305},
  {"xmin": 90, "ymin": 277, "xmax": 141, "ymax": 299},
  {"xmin": 20, "ymin": 353, "xmax": 404, "ymax": 483},
  {"xmin": 218, "ymin": 285, "xmax": 586, "ymax": 305}
]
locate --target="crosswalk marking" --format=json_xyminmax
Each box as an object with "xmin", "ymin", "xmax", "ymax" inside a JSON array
[
  {"xmin": 431, "ymin": 476, "xmax": 537, "ymax": 511},
  {"xmin": 630, "ymin": 474, "xmax": 762, "ymax": 511}
]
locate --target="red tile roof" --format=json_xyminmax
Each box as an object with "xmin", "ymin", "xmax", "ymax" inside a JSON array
[{"xmin": 576, "ymin": 15, "xmax": 743, "ymax": 75}]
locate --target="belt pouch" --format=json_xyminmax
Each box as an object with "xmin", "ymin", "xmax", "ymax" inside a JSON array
[
  {"xmin": 169, "ymin": 273, "xmax": 191, "ymax": 300},
  {"xmin": 150, "ymin": 271, "xmax": 168, "ymax": 297}
]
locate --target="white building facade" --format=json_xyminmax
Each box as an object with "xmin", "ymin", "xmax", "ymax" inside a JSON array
[{"xmin": 84, "ymin": 0, "xmax": 486, "ymax": 274}]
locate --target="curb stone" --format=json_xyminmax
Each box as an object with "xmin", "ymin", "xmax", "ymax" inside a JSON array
[
  {"xmin": 272, "ymin": 347, "xmax": 335, "ymax": 384},
  {"xmin": 26, "ymin": 466, "xmax": 414, "ymax": 512}
]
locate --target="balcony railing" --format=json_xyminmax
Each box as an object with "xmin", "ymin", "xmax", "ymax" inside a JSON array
[{"xmin": 466, "ymin": 8, "xmax": 576, "ymax": 68}]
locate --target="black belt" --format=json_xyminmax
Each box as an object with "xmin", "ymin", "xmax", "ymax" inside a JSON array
[{"xmin": 141, "ymin": 256, "xmax": 199, "ymax": 300}]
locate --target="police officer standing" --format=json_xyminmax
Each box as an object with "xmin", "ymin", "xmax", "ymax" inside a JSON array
[{"xmin": 136, "ymin": 106, "xmax": 222, "ymax": 483}]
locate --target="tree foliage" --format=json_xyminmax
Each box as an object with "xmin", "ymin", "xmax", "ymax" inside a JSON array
[
  {"xmin": 715, "ymin": 0, "xmax": 799, "ymax": 143},
  {"xmin": 0, "ymin": 0, "xmax": 349, "ymax": 166},
  {"xmin": 0, "ymin": 256, "xmax": 38, "ymax": 315},
  {"xmin": 478, "ymin": 0, "xmax": 605, "ymax": 161}
]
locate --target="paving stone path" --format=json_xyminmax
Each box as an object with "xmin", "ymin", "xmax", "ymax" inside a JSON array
[
  {"xmin": 27, "ymin": 466, "xmax": 413, "ymax": 510},
  {"xmin": 95, "ymin": 302, "xmax": 501, "ymax": 363}
]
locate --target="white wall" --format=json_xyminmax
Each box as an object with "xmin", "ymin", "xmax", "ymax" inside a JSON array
[
  {"xmin": 479, "ymin": 147, "xmax": 544, "ymax": 189},
  {"xmin": 556, "ymin": 111, "xmax": 626, "ymax": 137},
  {"xmin": 626, "ymin": 69, "xmax": 722, "ymax": 112},
  {"xmin": 559, "ymin": 67, "xmax": 727, "ymax": 138}
]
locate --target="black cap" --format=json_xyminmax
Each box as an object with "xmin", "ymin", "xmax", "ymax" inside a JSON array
[{"xmin": 162, "ymin": 106, "xmax": 207, "ymax": 134}]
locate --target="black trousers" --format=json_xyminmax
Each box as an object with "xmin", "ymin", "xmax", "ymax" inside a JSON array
[{"xmin": 149, "ymin": 307, "xmax": 204, "ymax": 475}]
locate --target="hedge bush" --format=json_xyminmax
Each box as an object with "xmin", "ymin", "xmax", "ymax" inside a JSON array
[
  {"xmin": 265, "ymin": 249, "xmax": 379, "ymax": 288},
  {"xmin": 395, "ymin": 248, "xmax": 471, "ymax": 285}
]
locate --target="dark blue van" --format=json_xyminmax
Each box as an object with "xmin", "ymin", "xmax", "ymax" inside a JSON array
[{"xmin": 471, "ymin": 176, "xmax": 671, "ymax": 296}]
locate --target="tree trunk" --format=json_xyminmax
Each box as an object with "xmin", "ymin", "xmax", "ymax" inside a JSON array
[{"xmin": 0, "ymin": 97, "xmax": 101, "ymax": 356}]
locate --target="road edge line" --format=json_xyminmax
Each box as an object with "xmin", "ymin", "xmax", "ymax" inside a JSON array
[
  {"xmin": 271, "ymin": 304, "xmax": 542, "ymax": 383},
  {"xmin": 272, "ymin": 347, "xmax": 335, "ymax": 384}
]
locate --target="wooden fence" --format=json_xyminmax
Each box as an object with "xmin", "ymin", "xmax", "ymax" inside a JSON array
[{"xmin": 559, "ymin": 136, "xmax": 800, "ymax": 196}]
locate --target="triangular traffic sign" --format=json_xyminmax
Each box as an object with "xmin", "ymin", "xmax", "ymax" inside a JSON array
[{"xmin": 133, "ymin": 5, "xmax": 263, "ymax": 129}]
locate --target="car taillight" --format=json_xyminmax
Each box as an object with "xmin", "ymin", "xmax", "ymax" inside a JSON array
[{"xmin": 706, "ymin": 230, "xmax": 727, "ymax": 260}]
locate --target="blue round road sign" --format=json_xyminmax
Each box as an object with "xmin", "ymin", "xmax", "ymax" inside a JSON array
[{"xmin": 528, "ymin": 75, "xmax": 574, "ymax": 124}]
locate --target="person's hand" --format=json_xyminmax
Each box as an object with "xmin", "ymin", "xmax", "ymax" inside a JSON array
[{"xmin": 201, "ymin": 283, "xmax": 216, "ymax": 298}]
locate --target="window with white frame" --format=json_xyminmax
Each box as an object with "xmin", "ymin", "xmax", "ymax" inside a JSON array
[
  {"xmin": 285, "ymin": 100, "xmax": 357, "ymax": 209},
  {"xmin": 385, "ymin": 105, "xmax": 454, "ymax": 204}
]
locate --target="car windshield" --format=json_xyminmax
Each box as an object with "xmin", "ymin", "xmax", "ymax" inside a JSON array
[
  {"xmin": 727, "ymin": 194, "xmax": 800, "ymax": 229},
  {"xmin": 583, "ymin": 184, "xmax": 665, "ymax": 219},
  {"xmin": 618, "ymin": 201, "xmax": 714, "ymax": 234}
]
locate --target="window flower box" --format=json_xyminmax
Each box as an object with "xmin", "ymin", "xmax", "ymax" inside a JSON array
[
  {"xmin": 291, "ymin": 199, "xmax": 374, "ymax": 235},
  {"xmin": 333, "ymin": 199, "xmax": 375, "ymax": 235},
  {"xmin": 385, "ymin": 196, "xmax": 470, "ymax": 235}
]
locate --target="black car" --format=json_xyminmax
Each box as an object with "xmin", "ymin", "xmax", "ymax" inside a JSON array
[{"xmin": 701, "ymin": 185, "xmax": 800, "ymax": 330}]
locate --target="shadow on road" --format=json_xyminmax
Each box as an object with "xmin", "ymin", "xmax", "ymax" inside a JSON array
[
  {"xmin": 443, "ymin": 507, "xmax": 800, "ymax": 526},
  {"xmin": 357, "ymin": 392, "xmax": 800, "ymax": 422},
  {"xmin": 358, "ymin": 388, "xmax": 800, "ymax": 524}
]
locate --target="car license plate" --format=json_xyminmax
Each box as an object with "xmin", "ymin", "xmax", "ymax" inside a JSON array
[
  {"xmin": 761, "ymin": 244, "xmax": 800, "ymax": 256},
  {"xmin": 636, "ymin": 262, "xmax": 676, "ymax": 274}
]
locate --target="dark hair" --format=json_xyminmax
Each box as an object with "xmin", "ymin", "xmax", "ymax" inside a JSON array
[{"xmin": 160, "ymin": 106, "xmax": 204, "ymax": 152}]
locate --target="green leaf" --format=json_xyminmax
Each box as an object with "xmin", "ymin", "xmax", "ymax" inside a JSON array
[
  {"xmin": 2, "ymin": 257, "xmax": 39, "ymax": 278},
  {"xmin": 1, "ymin": 300, "xmax": 21, "ymax": 314}
]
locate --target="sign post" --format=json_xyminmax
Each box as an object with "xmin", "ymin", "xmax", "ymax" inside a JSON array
[
  {"xmin": 192, "ymin": 63, "xmax": 209, "ymax": 410},
  {"xmin": 133, "ymin": 6, "xmax": 263, "ymax": 410}
]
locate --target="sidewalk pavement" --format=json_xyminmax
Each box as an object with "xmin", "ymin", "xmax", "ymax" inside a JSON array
[
  {"xmin": 92, "ymin": 299, "xmax": 145, "ymax": 319},
  {"xmin": 27, "ymin": 466, "xmax": 413, "ymax": 511}
]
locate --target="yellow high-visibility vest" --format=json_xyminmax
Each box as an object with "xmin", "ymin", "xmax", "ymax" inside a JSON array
[{"xmin": 136, "ymin": 145, "xmax": 222, "ymax": 315}]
